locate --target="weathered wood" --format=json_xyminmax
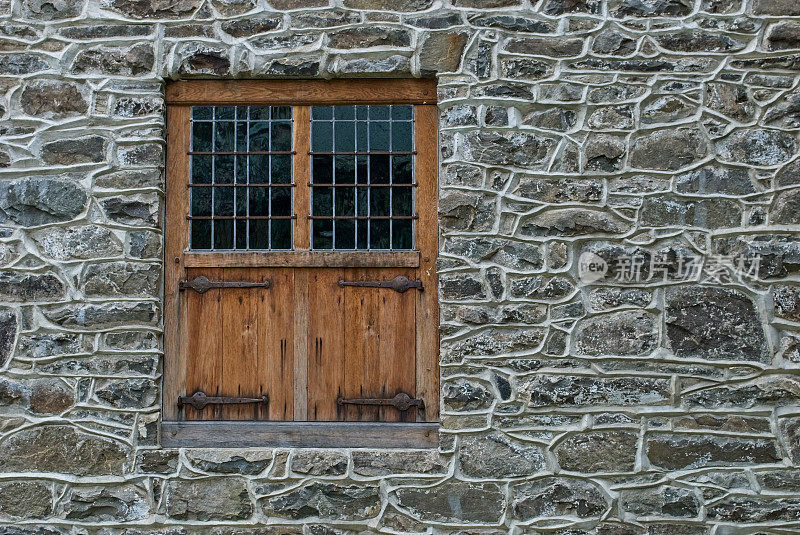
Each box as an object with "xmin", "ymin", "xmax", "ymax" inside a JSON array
[
  {"xmin": 292, "ymin": 269, "xmax": 309, "ymax": 421},
  {"xmin": 293, "ymin": 106, "xmax": 311, "ymax": 250},
  {"xmin": 414, "ymin": 104, "xmax": 440, "ymax": 422},
  {"xmin": 184, "ymin": 268, "xmax": 222, "ymax": 421},
  {"xmin": 163, "ymin": 105, "xmax": 190, "ymax": 422},
  {"xmin": 166, "ymin": 79, "xmax": 438, "ymax": 106},
  {"xmin": 183, "ymin": 250, "xmax": 419, "ymax": 268},
  {"xmin": 162, "ymin": 421, "xmax": 439, "ymax": 448}
]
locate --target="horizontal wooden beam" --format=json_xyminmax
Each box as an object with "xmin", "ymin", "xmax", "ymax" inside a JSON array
[
  {"xmin": 183, "ymin": 250, "xmax": 420, "ymax": 268},
  {"xmin": 162, "ymin": 421, "xmax": 439, "ymax": 448},
  {"xmin": 166, "ymin": 79, "xmax": 438, "ymax": 106}
]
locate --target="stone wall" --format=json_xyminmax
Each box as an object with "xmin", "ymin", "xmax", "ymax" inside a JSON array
[{"xmin": 1, "ymin": 0, "xmax": 800, "ymax": 533}]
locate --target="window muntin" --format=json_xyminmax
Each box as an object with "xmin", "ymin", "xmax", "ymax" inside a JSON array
[
  {"xmin": 189, "ymin": 105, "xmax": 294, "ymax": 251},
  {"xmin": 309, "ymin": 105, "xmax": 415, "ymax": 251}
]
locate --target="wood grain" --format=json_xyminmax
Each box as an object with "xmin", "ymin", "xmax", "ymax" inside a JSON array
[
  {"xmin": 166, "ymin": 79, "xmax": 438, "ymax": 106},
  {"xmin": 183, "ymin": 250, "xmax": 419, "ymax": 268},
  {"xmin": 293, "ymin": 106, "xmax": 311, "ymax": 250}
]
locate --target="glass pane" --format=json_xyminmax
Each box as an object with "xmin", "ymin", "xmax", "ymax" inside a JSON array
[
  {"xmin": 249, "ymin": 122, "xmax": 270, "ymax": 151},
  {"xmin": 192, "ymin": 122, "xmax": 212, "ymax": 152},
  {"xmin": 215, "ymin": 121, "xmax": 235, "ymax": 151},
  {"xmin": 216, "ymin": 106, "xmax": 235, "ymax": 120},
  {"xmin": 313, "ymin": 187, "xmax": 332, "ymax": 217},
  {"xmin": 357, "ymin": 121, "xmax": 368, "ymax": 152},
  {"xmin": 235, "ymin": 186, "xmax": 247, "ymax": 216},
  {"xmin": 357, "ymin": 220, "xmax": 368, "ymax": 249},
  {"xmin": 312, "ymin": 106, "xmax": 333, "ymax": 120},
  {"xmin": 214, "ymin": 219, "xmax": 234, "ymax": 249},
  {"xmin": 392, "ymin": 219, "xmax": 412, "ymax": 250},
  {"xmin": 369, "ymin": 105, "xmax": 390, "ymax": 120},
  {"xmin": 370, "ymin": 187, "xmax": 389, "ymax": 217},
  {"xmin": 369, "ymin": 121, "xmax": 390, "ymax": 151},
  {"xmin": 236, "ymin": 219, "xmax": 247, "ymax": 249},
  {"xmin": 214, "ymin": 186, "xmax": 234, "ymax": 216},
  {"xmin": 271, "ymin": 121, "xmax": 292, "ymax": 152},
  {"xmin": 356, "ymin": 105, "xmax": 368, "ymax": 120},
  {"xmin": 391, "ymin": 105, "xmax": 412, "ymax": 120},
  {"xmin": 191, "ymin": 220, "xmax": 211, "ymax": 249},
  {"xmin": 250, "ymin": 154, "xmax": 269, "ymax": 183},
  {"xmin": 215, "ymin": 155, "xmax": 234, "ymax": 184},
  {"xmin": 313, "ymin": 220, "xmax": 333, "ymax": 249},
  {"xmin": 191, "ymin": 155, "xmax": 212, "ymax": 184},
  {"xmin": 392, "ymin": 121, "xmax": 412, "ymax": 152},
  {"xmin": 392, "ymin": 154, "xmax": 412, "ymax": 184},
  {"xmin": 272, "ymin": 106, "xmax": 292, "ymax": 120},
  {"xmin": 272, "ymin": 187, "xmax": 292, "ymax": 217},
  {"xmin": 191, "ymin": 187, "xmax": 211, "ymax": 217},
  {"xmin": 370, "ymin": 220, "xmax": 389, "ymax": 249},
  {"xmin": 370, "ymin": 154, "xmax": 390, "ymax": 184},
  {"xmin": 250, "ymin": 219, "xmax": 268, "ymax": 249},
  {"xmin": 236, "ymin": 121, "xmax": 248, "ymax": 152},
  {"xmin": 312, "ymin": 121, "xmax": 333, "ymax": 152},
  {"xmin": 334, "ymin": 105, "xmax": 355, "ymax": 120},
  {"xmin": 335, "ymin": 219, "xmax": 355, "ymax": 249},
  {"xmin": 251, "ymin": 106, "xmax": 269, "ymax": 120},
  {"xmin": 335, "ymin": 186, "xmax": 354, "ymax": 216},
  {"xmin": 392, "ymin": 186, "xmax": 412, "ymax": 216},
  {"xmin": 356, "ymin": 156, "xmax": 368, "ymax": 183},
  {"xmin": 312, "ymin": 155, "xmax": 333, "ymax": 184},
  {"xmin": 334, "ymin": 121, "xmax": 355, "ymax": 152},
  {"xmin": 250, "ymin": 187, "xmax": 268, "ymax": 217},
  {"xmin": 235, "ymin": 155, "xmax": 247, "ymax": 184},
  {"xmin": 192, "ymin": 106, "xmax": 212, "ymax": 120},
  {"xmin": 271, "ymin": 219, "xmax": 292, "ymax": 249},
  {"xmin": 271, "ymin": 154, "xmax": 291, "ymax": 184}
]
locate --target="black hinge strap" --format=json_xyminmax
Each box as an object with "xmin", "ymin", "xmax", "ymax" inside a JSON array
[
  {"xmin": 178, "ymin": 391, "xmax": 269, "ymax": 410},
  {"xmin": 337, "ymin": 392, "xmax": 424, "ymax": 412},
  {"xmin": 179, "ymin": 275, "xmax": 271, "ymax": 294},
  {"xmin": 338, "ymin": 275, "xmax": 423, "ymax": 293}
]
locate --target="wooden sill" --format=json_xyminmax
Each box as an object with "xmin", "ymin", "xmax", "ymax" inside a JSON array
[
  {"xmin": 161, "ymin": 421, "xmax": 439, "ymax": 448},
  {"xmin": 183, "ymin": 250, "xmax": 420, "ymax": 268}
]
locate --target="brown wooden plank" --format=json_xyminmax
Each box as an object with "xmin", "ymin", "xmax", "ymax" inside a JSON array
[
  {"xmin": 414, "ymin": 104, "xmax": 440, "ymax": 422},
  {"xmin": 342, "ymin": 268, "xmax": 377, "ymax": 422},
  {"xmin": 307, "ymin": 268, "xmax": 346, "ymax": 421},
  {"xmin": 293, "ymin": 106, "xmax": 311, "ymax": 250},
  {"xmin": 183, "ymin": 250, "xmax": 419, "ymax": 268},
  {"xmin": 166, "ymin": 79, "xmax": 438, "ymax": 106},
  {"xmin": 183, "ymin": 267, "xmax": 222, "ymax": 421},
  {"xmin": 292, "ymin": 269, "xmax": 309, "ymax": 421},
  {"xmin": 162, "ymin": 421, "xmax": 439, "ymax": 448},
  {"xmin": 259, "ymin": 268, "xmax": 294, "ymax": 420},
  {"xmin": 164, "ymin": 105, "xmax": 190, "ymax": 422}
]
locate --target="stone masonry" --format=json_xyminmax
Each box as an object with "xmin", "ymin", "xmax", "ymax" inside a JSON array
[{"xmin": 1, "ymin": 0, "xmax": 800, "ymax": 533}]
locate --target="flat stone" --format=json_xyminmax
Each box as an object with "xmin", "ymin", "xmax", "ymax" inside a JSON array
[
  {"xmin": 58, "ymin": 484, "xmax": 148, "ymax": 522},
  {"xmin": 135, "ymin": 450, "xmax": 179, "ymax": 474},
  {"xmin": 592, "ymin": 30, "xmax": 637, "ymax": 55},
  {"xmin": 716, "ymin": 130, "xmax": 796, "ymax": 166},
  {"xmin": 468, "ymin": 14, "xmax": 554, "ymax": 33},
  {"xmin": 613, "ymin": 0, "xmax": 693, "ymax": 17},
  {"xmin": 646, "ymin": 434, "xmax": 780, "ymax": 470},
  {"xmin": 620, "ymin": 485, "xmax": 701, "ymax": 518},
  {"xmin": 0, "ymin": 177, "xmax": 87, "ymax": 226},
  {"xmin": 71, "ymin": 44, "xmax": 154, "ymax": 76},
  {"xmin": 166, "ymin": 478, "xmax": 252, "ymax": 521},
  {"xmin": 753, "ymin": 0, "xmax": 800, "ymax": 15},
  {"xmin": 342, "ymin": 0, "xmax": 433, "ymax": 9},
  {"xmin": 522, "ymin": 375, "xmax": 671, "ymax": 407},
  {"xmin": 438, "ymin": 190, "xmax": 495, "ymax": 232},
  {"xmin": 177, "ymin": 44, "xmax": 231, "ymax": 75},
  {"xmin": 221, "ymin": 17, "xmax": 282, "ymax": 38},
  {"xmin": 459, "ymin": 432, "xmax": 545, "ymax": 478},
  {"xmin": 42, "ymin": 136, "xmax": 106, "ymax": 165},
  {"xmin": 706, "ymin": 82, "xmax": 755, "ymax": 121},
  {"xmin": 261, "ymin": 58, "xmax": 321, "ymax": 77},
  {"xmin": 655, "ymin": 31, "xmax": 745, "ymax": 52},
  {"xmin": 556, "ymin": 430, "xmax": 638, "ymax": 473},
  {"xmin": 290, "ymin": 450, "xmax": 347, "ymax": 476},
  {"xmin": 262, "ymin": 481, "xmax": 380, "ymax": 520},
  {"xmin": 106, "ymin": 0, "xmax": 202, "ymax": 18},
  {"xmin": 328, "ymin": 27, "xmax": 410, "ymax": 49},
  {"xmin": 640, "ymin": 197, "xmax": 742, "ymax": 229},
  {"xmin": 0, "ymin": 272, "xmax": 63, "ymax": 301},
  {"xmin": 675, "ymin": 165, "xmax": 755, "ymax": 195},
  {"xmin": 102, "ymin": 194, "xmax": 158, "ymax": 226},
  {"xmin": 20, "ymin": 0, "xmax": 84, "ymax": 19},
  {"xmin": 94, "ymin": 378, "xmax": 157, "ymax": 409},
  {"xmin": 27, "ymin": 378, "xmax": 74, "ymax": 414},
  {"xmin": 511, "ymin": 477, "xmax": 609, "ymax": 520},
  {"xmin": 442, "ymin": 380, "xmax": 494, "ymax": 411},
  {"xmin": 707, "ymin": 496, "xmax": 800, "ymax": 522},
  {"xmin": 542, "ymin": 0, "xmax": 602, "ymax": 14},
  {"xmin": 291, "ymin": 10, "xmax": 360, "ymax": 28},
  {"xmin": 394, "ymin": 481, "xmax": 505, "ymax": 523},
  {"xmin": 764, "ymin": 91, "xmax": 800, "ymax": 129},
  {"xmin": 575, "ymin": 311, "xmax": 657, "ymax": 357},
  {"xmin": 461, "ymin": 131, "xmax": 555, "ymax": 168},
  {"xmin": 442, "ymin": 328, "xmax": 545, "ymax": 364},
  {"xmin": 683, "ymin": 376, "xmax": 800, "ymax": 408},
  {"xmin": 0, "ymin": 425, "xmax": 128, "ymax": 475},
  {"xmin": 81, "ymin": 261, "xmax": 159, "ymax": 297},
  {"xmin": 351, "ymin": 450, "xmax": 447, "ymax": 476},
  {"xmin": 665, "ymin": 286, "xmax": 767, "ymax": 363},
  {"xmin": 630, "ymin": 128, "xmax": 708, "ymax": 170},
  {"xmin": 0, "ymin": 480, "xmax": 52, "ymax": 519},
  {"xmin": 519, "ymin": 208, "xmax": 631, "ymax": 237},
  {"xmin": 32, "ymin": 225, "xmax": 122, "ymax": 261},
  {"xmin": 186, "ymin": 450, "xmax": 273, "ymax": 475},
  {"xmin": 43, "ymin": 301, "xmax": 157, "ymax": 328},
  {"xmin": 20, "ymin": 81, "xmax": 87, "ymax": 118},
  {"xmin": 505, "ymin": 37, "xmax": 584, "ymax": 57},
  {"xmin": 500, "ymin": 57, "xmax": 554, "ymax": 80},
  {"xmin": 0, "ymin": 54, "xmax": 50, "ymax": 75}
]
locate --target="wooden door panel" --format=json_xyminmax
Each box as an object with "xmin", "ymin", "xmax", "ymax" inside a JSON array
[
  {"xmin": 307, "ymin": 268, "xmax": 418, "ymax": 422},
  {"xmin": 181, "ymin": 267, "xmax": 293, "ymax": 421}
]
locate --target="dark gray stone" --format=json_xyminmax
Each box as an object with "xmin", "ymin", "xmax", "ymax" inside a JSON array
[
  {"xmin": 592, "ymin": 30, "xmax": 637, "ymax": 55},
  {"xmin": 0, "ymin": 178, "xmax": 87, "ymax": 226},
  {"xmin": 166, "ymin": 478, "xmax": 252, "ymax": 521},
  {"xmin": 42, "ymin": 136, "xmax": 106, "ymax": 165},
  {"xmin": 519, "ymin": 208, "xmax": 631, "ymax": 236},
  {"xmin": 71, "ymin": 44, "xmax": 154, "ymax": 76},
  {"xmin": 613, "ymin": 0, "xmax": 693, "ymax": 17},
  {"xmin": 575, "ymin": 311, "xmax": 657, "ymax": 357},
  {"xmin": 683, "ymin": 377, "xmax": 800, "ymax": 408},
  {"xmin": 262, "ymin": 58, "xmax": 321, "ymax": 77},
  {"xmin": 443, "ymin": 380, "xmax": 493, "ymax": 411},
  {"xmin": 328, "ymin": 27, "xmax": 410, "ymax": 49},
  {"xmin": 706, "ymin": 82, "xmax": 755, "ymax": 121},
  {"xmin": 0, "ymin": 272, "xmax": 63, "ymax": 302},
  {"xmin": 342, "ymin": 0, "xmax": 432, "ymax": 9},
  {"xmin": 0, "ymin": 54, "xmax": 50, "ymax": 75},
  {"xmin": 291, "ymin": 451, "xmax": 347, "ymax": 476},
  {"xmin": 655, "ymin": 32, "xmax": 745, "ymax": 52},
  {"xmin": 511, "ymin": 477, "xmax": 609, "ymax": 520},
  {"xmin": 509, "ymin": 275, "xmax": 574, "ymax": 301},
  {"xmin": 43, "ymin": 302, "xmax": 157, "ymax": 328},
  {"xmin": 81, "ymin": 262, "xmax": 159, "ymax": 297},
  {"xmin": 716, "ymin": 130, "xmax": 796, "ymax": 166},
  {"xmin": 665, "ymin": 286, "xmax": 767, "ymax": 363},
  {"xmin": 20, "ymin": 81, "xmax": 87, "ymax": 118},
  {"xmin": 462, "ymin": 131, "xmax": 555, "ymax": 168},
  {"xmin": 0, "ymin": 481, "xmax": 51, "ymax": 519},
  {"xmin": 675, "ymin": 166, "xmax": 755, "ymax": 195},
  {"xmin": 646, "ymin": 434, "xmax": 780, "ymax": 470},
  {"xmin": 459, "ymin": 432, "xmax": 545, "ymax": 478},
  {"xmin": 102, "ymin": 195, "xmax": 158, "ymax": 226},
  {"xmin": 469, "ymin": 14, "xmax": 554, "ymax": 33},
  {"xmin": 58, "ymin": 484, "xmax": 148, "ymax": 522},
  {"xmin": 442, "ymin": 328, "xmax": 545, "ymax": 364},
  {"xmin": 753, "ymin": 0, "xmax": 800, "ymax": 15},
  {"xmin": 620, "ymin": 486, "xmax": 701, "ymax": 518},
  {"xmin": 543, "ymin": 0, "xmax": 602, "ymax": 15},
  {"xmin": 500, "ymin": 57, "xmax": 553, "ymax": 80},
  {"xmin": 186, "ymin": 450, "xmax": 272, "ymax": 475},
  {"xmin": 523, "ymin": 375, "xmax": 671, "ymax": 407},
  {"xmin": 106, "ymin": 0, "xmax": 202, "ymax": 18},
  {"xmin": 351, "ymin": 450, "xmax": 446, "ymax": 476},
  {"xmin": 221, "ymin": 17, "xmax": 281, "ymax": 37},
  {"xmin": 505, "ymin": 37, "xmax": 584, "ymax": 57},
  {"xmin": 262, "ymin": 482, "xmax": 380, "ymax": 520},
  {"xmin": 556, "ymin": 431, "xmax": 638, "ymax": 473},
  {"xmin": 438, "ymin": 190, "xmax": 495, "ymax": 232},
  {"xmin": 394, "ymin": 481, "xmax": 504, "ymax": 523},
  {"xmin": 707, "ymin": 496, "xmax": 800, "ymax": 522},
  {"xmin": 20, "ymin": 0, "xmax": 84, "ymax": 19},
  {"xmin": 640, "ymin": 197, "xmax": 742, "ymax": 229},
  {"xmin": 94, "ymin": 378, "xmax": 157, "ymax": 409},
  {"xmin": 0, "ymin": 425, "xmax": 128, "ymax": 475},
  {"xmin": 630, "ymin": 128, "xmax": 708, "ymax": 170},
  {"xmin": 178, "ymin": 44, "xmax": 231, "ymax": 75}
]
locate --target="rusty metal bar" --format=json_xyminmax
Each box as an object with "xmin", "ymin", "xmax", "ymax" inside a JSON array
[
  {"xmin": 338, "ymin": 275, "xmax": 423, "ymax": 293},
  {"xmin": 337, "ymin": 392, "xmax": 424, "ymax": 412},
  {"xmin": 179, "ymin": 275, "xmax": 271, "ymax": 294},
  {"xmin": 178, "ymin": 390, "xmax": 269, "ymax": 410}
]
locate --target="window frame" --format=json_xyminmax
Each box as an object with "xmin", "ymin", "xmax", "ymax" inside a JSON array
[{"xmin": 163, "ymin": 79, "xmax": 439, "ymax": 448}]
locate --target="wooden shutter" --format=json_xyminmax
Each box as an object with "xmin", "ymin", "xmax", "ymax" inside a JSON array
[{"xmin": 163, "ymin": 81, "xmax": 439, "ymax": 433}]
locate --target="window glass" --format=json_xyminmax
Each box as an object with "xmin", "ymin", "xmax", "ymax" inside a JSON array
[
  {"xmin": 189, "ymin": 106, "xmax": 293, "ymax": 250},
  {"xmin": 309, "ymin": 105, "xmax": 414, "ymax": 250}
]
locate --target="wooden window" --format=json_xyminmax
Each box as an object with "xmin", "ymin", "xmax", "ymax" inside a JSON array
[{"xmin": 163, "ymin": 80, "xmax": 439, "ymax": 448}]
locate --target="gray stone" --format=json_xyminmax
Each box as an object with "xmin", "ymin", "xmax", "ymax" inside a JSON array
[
  {"xmin": 706, "ymin": 83, "xmax": 755, "ymax": 121},
  {"xmin": 588, "ymin": 105, "xmax": 635, "ymax": 129},
  {"xmin": 394, "ymin": 481, "xmax": 504, "ymax": 523},
  {"xmin": 0, "ymin": 272, "xmax": 63, "ymax": 301},
  {"xmin": 675, "ymin": 166, "xmax": 755, "ymax": 195},
  {"xmin": 780, "ymin": 417, "xmax": 800, "ymax": 464},
  {"xmin": 575, "ymin": 311, "xmax": 657, "ymax": 357},
  {"xmin": 522, "ymin": 375, "xmax": 671, "ymax": 407},
  {"xmin": 94, "ymin": 378, "xmax": 157, "ymax": 408},
  {"xmin": 459, "ymin": 432, "xmax": 545, "ymax": 478},
  {"xmin": 640, "ymin": 197, "xmax": 741, "ymax": 229},
  {"xmin": 585, "ymin": 133, "xmax": 626, "ymax": 171},
  {"xmin": 106, "ymin": 0, "xmax": 202, "ymax": 18},
  {"xmin": 613, "ymin": 0, "xmax": 693, "ymax": 17},
  {"xmin": 0, "ymin": 178, "xmax": 86, "ymax": 226},
  {"xmin": 442, "ymin": 328, "xmax": 545, "ymax": 364},
  {"xmin": 753, "ymin": 0, "xmax": 800, "ymax": 15},
  {"xmin": 328, "ymin": 27, "xmax": 410, "ymax": 49},
  {"xmin": 0, "ymin": 425, "xmax": 128, "ymax": 475},
  {"xmin": 81, "ymin": 261, "xmax": 159, "ymax": 297},
  {"xmin": 442, "ymin": 380, "xmax": 493, "ymax": 411},
  {"xmin": 128, "ymin": 230, "xmax": 161, "ymax": 258},
  {"xmin": 556, "ymin": 431, "xmax": 638, "ymax": 473},
  {"xmin": 135, "ymin": 450, "xmax": 179, "ymax": 474},
  {"xmin": 291, "ymin": 10, "xmax": 360, "ymax": 28},
  {"xmin": 71, "ymin": 44, "xmax": 154, "ymax": 76},
  {"xmin": 27, "ymin": 378, "xmax": 74, "ymax": 414},
  {"xmin": 641, "ymin": 96, "xmax": 695, "ymax": 124},
  {"xmin": 519, "ymin": 208, "xmax": 631, "ymax": 237},
  {"xmin": 665, "ymin": 286, "xmax": 767, "ymax": 363},
  {"xmin": 439, "ymin": 190, "xmax": 495, "ymax": 232},
  {"xmin": 509, "ymin": 275, "xmax": 574, "ymax": 301},
  {"xmin": 524, "ymin": 108, "xmax": 578, "ymax": 132},
  {"xmin": 620, "ymin": 486, "xmax": 700, "ymax": 518},
  {"xmin": 43, "ymin": 302, "xmax": 157, "ymax": 328},
  {"xmin": 0, "ymin": 481, "xmax": 52, "ymax": 519},
  {"xmin": 177, "ymin": 44, "xmax": 231, "ymax": 76},
  {"xmin": 262, "ymin": 58, "xmax": 321, "ymax": 77},
  {"xmin": 683, "ymin": 376, "xmax": 800, "ymax": 408},
  {"xmin": 42, "ymin": 136, "xmax": 106, "ymax": 165},
  {"xmin": 462, "ymin": 131, "xmax": 555, "ymax": 168},
  {"xmin": 588, "ymin": 288, "xmax": 652, "ymax": 310},
  {"xmin": 469, "ymin": 14, "xmax": 554, "ymax": 33},
  {"xmin": 33, "ymin": 225, "xmax": 122, "ymax": 261},
  {"xmin": 505, "ymin": 37, "xmax": 584, "ymax": 57},
  {"xmin": 592, "ymin": 30, "xmax": 637, "ymax": 56},
  {"xmin": 58, "ymin": 484, "xmax": 148, "ymax": 522},
  {"xmin": 716, "ymin": 130, "xmax": 796, "ymax": 166},
  {"xmin": 351, "ymin": 450, "xmax": 446, "ymax": 476},
  {"xmin": 646, "ymin": 434, "xmax": 780, "ymax": 470},
  {"xmin": 500, "ymin": 57, "xmax": 553, "ymax": 80},
  {"xmin": 102, "ymin": 195, "xmax": 158, "ymax": 226},
  {"xmin": 20, "ymin": 81, "xmax": 87, "ymax": 118},
  {"xmin": 291, "ymin": 450, "xmax": 347, "ymax": 476},
  {"xmin": 707, "ymin": 496, "xmax": 800, "ymax": 522},
  {"xmin": 94, "ymin": 169, "xmax": 162, "ymax": 189},
  {"xmin": 342, "ymin": 0, "xmax": 432, "ymax": 9},
  {"xmin": 655, "ymin": 32, "xmax": 745, "ymax": 52},
  {"xmin": 0, "ymin": 54, "xmax": 50, "ymax": 75},
  {"xmin": 439, "ymin": 273, "xmax": 486, "ymax": 300},
  {"xmin": 262, "ymin": 482, "xmax": 380, "ymax": 520},
  {"xmin": 166, "ymin": 478, "xmax": 252, "ymax": 521},
  {"xmin": 221, "ymin": 17, "xmax": 281, "ymax": 38},
  {"xmin": 630, "ymin": 128, "xmax": 708, "ymax": 171},
  {"xmin": 773, "ymin": 285, "xmax": 800, "ymax": 321},
  {"xmin": 511, "ymin": 477, "xmax": 609, "ymax": 520},
  {"xmin": 20, "ymin": 0, "xmax": 84, "ymax": 19},
  {"xmin": 186, "ymin": 450, "xmax": 272, "ymax": 475}
]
